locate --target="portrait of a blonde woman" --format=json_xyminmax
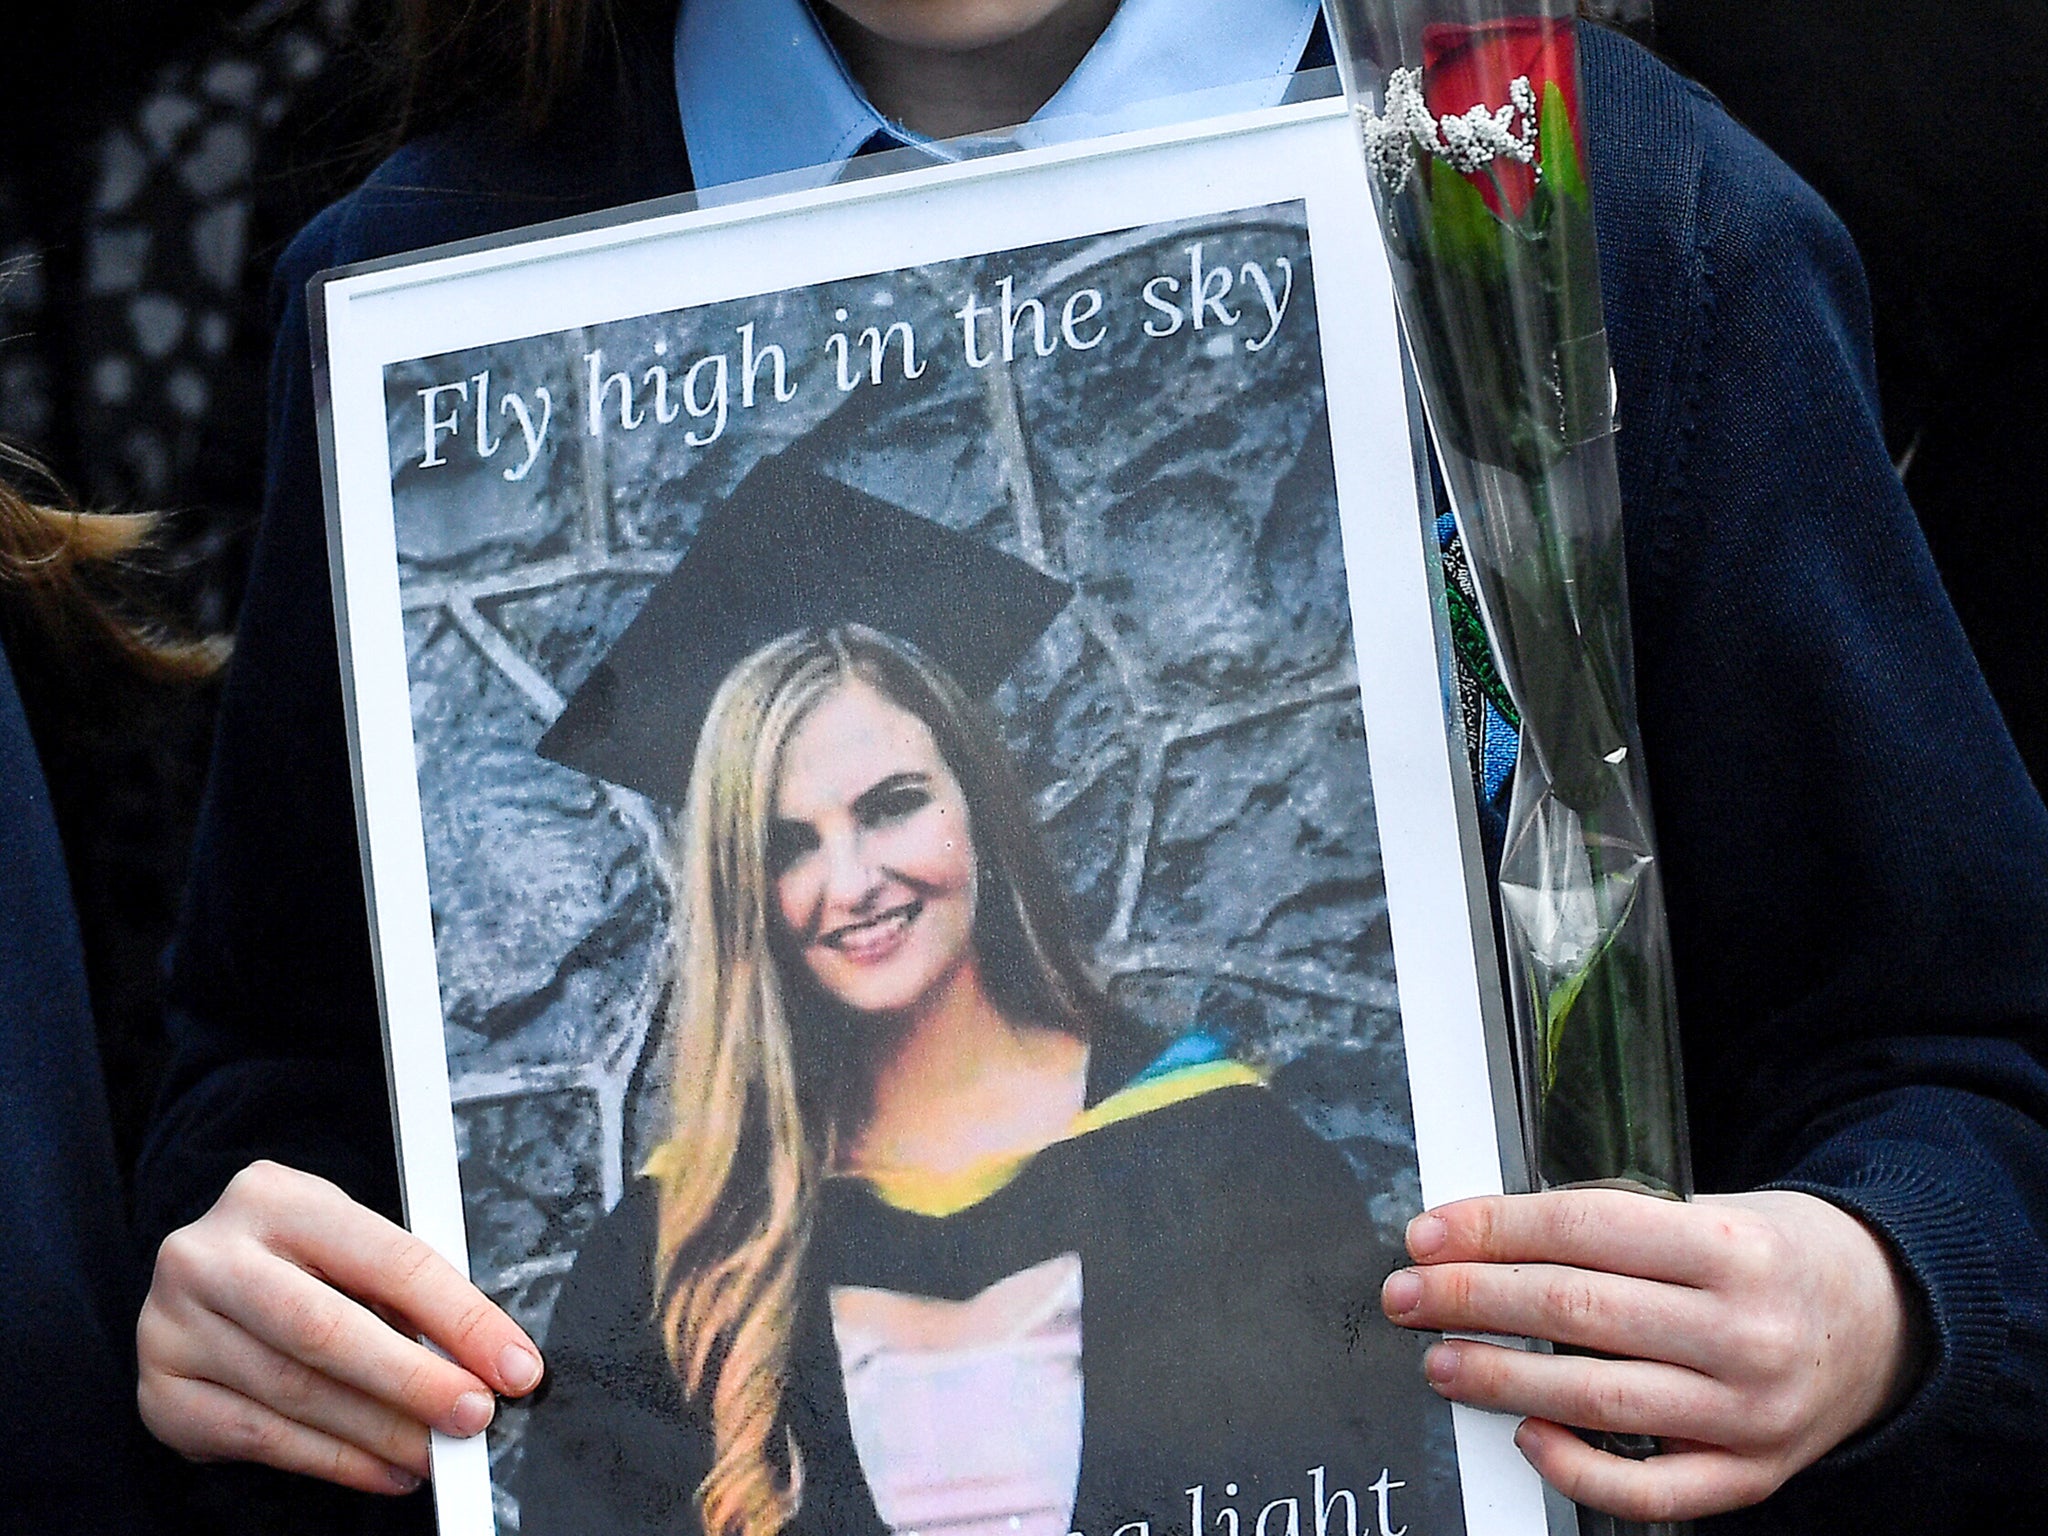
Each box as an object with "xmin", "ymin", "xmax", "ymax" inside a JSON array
[{"xmin": 513, "ymin": 457, "xmax": 1444, "ymax": 1536}]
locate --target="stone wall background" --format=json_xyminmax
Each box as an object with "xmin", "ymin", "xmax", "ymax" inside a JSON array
[{"xmin": 384, "ymin": 204, "xmax": 1447, "ymax": 1528}]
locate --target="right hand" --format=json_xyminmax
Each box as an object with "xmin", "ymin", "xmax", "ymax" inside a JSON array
[{"xmin": 138, "ymin": 1160, "xmax": 543, "ymax": 1495}]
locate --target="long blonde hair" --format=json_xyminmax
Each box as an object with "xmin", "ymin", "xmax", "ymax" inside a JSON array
[
  {"xmin": 0, "ymin": 450, "xmax": 226, "ymax": 692},
  {"xmin": 644, "ymin": 624, "xmax": 1104, "ymax": 1536}
]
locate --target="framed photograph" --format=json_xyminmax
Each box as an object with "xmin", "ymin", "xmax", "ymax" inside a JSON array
[{"xmin": 313, "ymin": 93, "xmax": 1553, "ymax": 1536}]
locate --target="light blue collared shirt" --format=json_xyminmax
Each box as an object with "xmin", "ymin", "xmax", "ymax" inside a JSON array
[{"xmin": 675, "ymin": 0, "xmax": 1325, "ymax": 196}]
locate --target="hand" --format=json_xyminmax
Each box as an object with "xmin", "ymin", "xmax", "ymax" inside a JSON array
[
  {"xmin": 138, "ymin": 1160, "xmax": 543, "ymax": 1495},
  {"xmin": 1380, "ymin": 1188, "xmax": 1922, "ymax": 1522}
]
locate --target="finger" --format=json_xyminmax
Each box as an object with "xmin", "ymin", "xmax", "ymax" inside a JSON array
[
  {"xmin": 1383, "ymin": 1260, "xmax": 1722, "ymax": 1369},
  {"xmin": 143, "ymin": 1294, "xmax": 437, "ymax": 1476},
  {"xmin": 197, "ymin": 1239, "xmax": 503, "ymax": 1440},
  {"xmin": 1420, "ymin": 1340, "xmax": 1752, "ymax": 1446},
  {"xmin": 1513, "ymin": 1417, "xmax": 1782, "ymax": 1523},
  {"xmin": 1407, "ymin": 1191, "xmax": 1736, "ymax": 1285},
  {"xmin": 139, "ymin": 1372, "xmax": 427, "ymax": 1498},
  {"xmin": 226, "ymin": 1163, "xmax": 542, "ymax": 1395}
]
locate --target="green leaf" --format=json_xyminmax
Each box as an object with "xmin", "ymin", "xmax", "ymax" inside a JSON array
[
  {"xmin": 1425, "ymin": 157, "xmax": 1501, "ymax": 269},
  {"xmin": 1538, "ymin": 80, "xmax": 1588, "ymax": 207},
  {"xmin": 1540, "ymin": 962, "xmax": 1590, "ymax": 1095}
]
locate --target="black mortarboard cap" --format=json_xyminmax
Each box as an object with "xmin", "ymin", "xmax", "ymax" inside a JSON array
[{"xmin": 535, "ymin": 450, "xmax": 1071, "ymax": 806}]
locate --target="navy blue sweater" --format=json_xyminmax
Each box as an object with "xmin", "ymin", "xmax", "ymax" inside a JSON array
[
  {"xmin": 135, "ymin": 20, "xmax": 2048, "ymax": 1534},
  {"xmin": 0, "ymin": 638, "xmax": 158, "ymax": 1531}
]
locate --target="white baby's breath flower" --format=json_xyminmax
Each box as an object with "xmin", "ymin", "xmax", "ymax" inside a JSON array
[
  {"xmin": 1359, "ymin": 68, "xmax": 1429, "ymax": 194},
  {"xmin": 1359, "ymin": 69, "xmax": 1542, "ymax": 192}
]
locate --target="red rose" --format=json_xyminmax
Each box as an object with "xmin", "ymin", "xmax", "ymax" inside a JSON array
[{"xmin": 1420, "ymin": 17, "xmax": 1580, "ymax": 217}]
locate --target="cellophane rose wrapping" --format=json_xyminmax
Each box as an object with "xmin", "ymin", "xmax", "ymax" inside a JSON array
[{"xmin": 1322, "ymin": 0, "xmax": 1693, "ymax": 1207}]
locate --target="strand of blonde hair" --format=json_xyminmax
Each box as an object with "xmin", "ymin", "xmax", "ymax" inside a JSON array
[
  {"xmin": 0, "ymin": 453, "xmax": 227, "ymax": 686},
  {"xmin": 650, "ymin": 661, "xmax": 834, "ymax": 1536}
]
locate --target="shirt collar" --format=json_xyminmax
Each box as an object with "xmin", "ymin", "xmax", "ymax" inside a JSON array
[{"xmin": 676, "ymin": 0, "xmax": 1324, "ymax": 197}]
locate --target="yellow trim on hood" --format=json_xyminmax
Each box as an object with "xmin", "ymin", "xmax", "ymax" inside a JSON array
[{"xmin": 841, "ymin": 1058, "xmax": 1265, "ymax": 1219}]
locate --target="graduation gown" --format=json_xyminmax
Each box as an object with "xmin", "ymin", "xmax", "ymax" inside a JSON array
[{"xmin": 516, "ymin": 1030, "xmax": 1452, "ymax": 1536}]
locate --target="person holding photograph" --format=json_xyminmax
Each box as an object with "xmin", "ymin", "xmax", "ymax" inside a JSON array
[
  {"xmin": 132, "ymin": 0, "xmax": 2048, "ymax": 1532},
  {"xmin": 509, "ymin": 454, "xmax": 1437, "ymax": 1536}
]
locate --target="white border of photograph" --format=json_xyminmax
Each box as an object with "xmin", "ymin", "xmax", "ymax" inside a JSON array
[{"xmin": 313, "ymin": 94, "xmax": 1548, "ymax": 1536}]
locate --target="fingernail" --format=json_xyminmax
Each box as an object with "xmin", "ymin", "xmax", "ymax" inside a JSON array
[
  {"xmin": 1407, "ymin": 1212, "xmax": 1448, "ymax": 1257},
  {"xmin": 1382, "ymin": 1268, "xmax": 1423, "ymax": 1316},
  {"xmin": 1424, "ymin": 1343, "xmax": 1460, "ymax": 1387},
  {"xmin": 385, "ymin": 1467, "xmax": 424, "ymax": 1495},
  {"xmin": 498, "ymin": 1344, "xmax": 542, "ymax": 1393},
  {"xmin": 449, "ymin": 1390, "xmax": 496, "ymax": 1437}
]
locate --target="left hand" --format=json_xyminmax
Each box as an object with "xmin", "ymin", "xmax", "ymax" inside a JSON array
[{"xmin": 1380, "ymin": 1188, "xmax": 1923, "ymax": 1523}]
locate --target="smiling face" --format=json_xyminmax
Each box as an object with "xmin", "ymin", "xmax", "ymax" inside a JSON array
[{"xmin": 769, "ymin": 679, "xmax": 983, "ymax": 1022}]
